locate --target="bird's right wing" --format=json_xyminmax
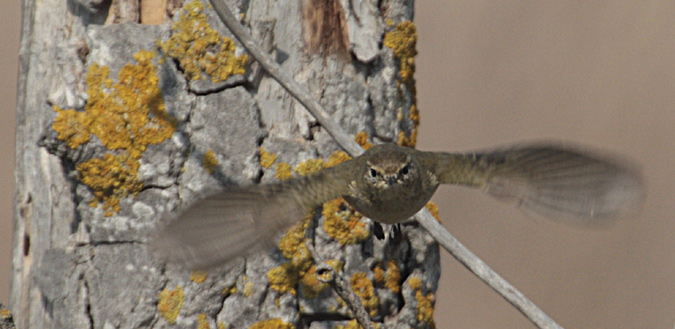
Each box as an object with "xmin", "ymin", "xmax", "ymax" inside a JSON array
[
  {"xmin": 151, "ymin": 166, "xmax": 352, "ymax": 270},
  {"xmin": 424, "ymin": 143, "xmax": 645, "ymax": 226}
]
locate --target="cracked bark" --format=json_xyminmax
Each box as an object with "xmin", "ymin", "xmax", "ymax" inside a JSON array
[{"xmin": 12, "ymin": 0, "xmax": 438, "ymax": 328}]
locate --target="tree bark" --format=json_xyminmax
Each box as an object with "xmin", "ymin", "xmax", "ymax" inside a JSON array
[{"xmin": 12, "ymin": 0, "xmax": 438, "ymax": 328}]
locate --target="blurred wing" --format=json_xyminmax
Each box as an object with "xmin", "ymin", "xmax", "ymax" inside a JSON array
[
  {"xmin": 151, "ymin": 185, "xmax": 306, "ymax": 270},
  {"xmin": 479, "ymin": 143, "xmax": 645, "ymax": 225},
  {"xmin": 151, "ymin": 165, "xmax": 354, "ymax": 270}
]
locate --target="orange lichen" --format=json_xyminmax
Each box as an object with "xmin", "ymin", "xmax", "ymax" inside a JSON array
[
  {"xmin": 373, "ymin": 260, "xmax": 401, "ymax": 293},
  {"xmin": 197, "ymin": 313, "xmax": 210, "ymax": 329},
  {"xmin": 159, "ymin": 0, "xmax": 248, "ymax": 82},
  {"xmin": 322, "ymin": 198, "xmax": 370, "ymax": 245},
  {"xmin": 294, "ymin": 158, "xmax": 324, "ymax": 176},
  {"xmin": 158, "ymin": 286, "xmax": 184, "ymax": 324},
  {"xmin": 249, "ymin": 319, "xmax": 295, "ymax": 329},
  {"xmin": 191, "ymin": 271, "xmax": 208, "ymax": 284},
  {"xmin": 275, "ymin": 162, "xmax": 292, "ymax": 180},
  {"xmin": 203, "ymin": 149, "xmax": 219, "ymax": 174},
  {"xmin": 350, "ymin": 272, "xmax": 379, "ymax": 317},
  {"xmin": 397, "ymin": 129, "xmax": 417, "ymax": 148},
  {"xmin": 373, "ymin": 266, "xmax": 384, "ymax": 285},
  {"xmin": 53, "ymin": 50, "xmax": 176, "ymax": 216},
  {"xmin": 384, "ymin": 261, "xmax": 401, "ymax": 293},
  {"xmin": 354, "ymin": 131, "xmax": 373, "ymax": 150},
  {"xmin": 259, "ymin": 147, "xmax": 277, "ymax": 169},
  {"xmin": 425, "ymin": 201, "xmax": 440, "ymax": 223},
  {"xmin": 325, "ymin": 150, "xmax": 352, "ymax": 168}
]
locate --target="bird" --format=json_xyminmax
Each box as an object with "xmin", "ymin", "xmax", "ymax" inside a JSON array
[{"xmin": 151, "ymin": 142, "xmax": 644, "ymax": 270}]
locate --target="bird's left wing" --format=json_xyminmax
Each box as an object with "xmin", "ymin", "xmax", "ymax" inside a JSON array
[{"xmin": 151, "ymin": 165, "xmax": 353, "ymax": 270}]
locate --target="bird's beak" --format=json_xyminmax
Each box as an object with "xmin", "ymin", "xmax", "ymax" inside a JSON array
[{"xmin": 386, "ymin": 175, "xmax": 396, "ymax": 185}]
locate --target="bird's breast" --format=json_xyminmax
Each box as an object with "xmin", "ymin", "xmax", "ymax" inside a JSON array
[{"xmin": 342, "ymin": 183, "xmax": 437, "ymax": 224}]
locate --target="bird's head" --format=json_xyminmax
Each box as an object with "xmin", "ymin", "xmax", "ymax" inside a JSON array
[{"xmin": 363, "ymin": 145, "xmax": 418, "ymax": 190}]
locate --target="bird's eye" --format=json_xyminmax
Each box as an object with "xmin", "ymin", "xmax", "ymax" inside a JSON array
[
  {"xmin": 399, "ymin": 165, "xmax": 409, "ymax": 176},
  {"xmin": 369, "ymin": 168, "xmax": 379, "ymax": 178}
]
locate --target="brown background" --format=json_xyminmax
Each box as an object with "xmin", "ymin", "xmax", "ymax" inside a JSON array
[{"xmin": 1, "ymin": 1, "xmax": 673, "ymax": 328}]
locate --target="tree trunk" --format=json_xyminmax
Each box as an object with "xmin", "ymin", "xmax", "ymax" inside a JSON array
[{"xmin": 11, "ymin": 0, "xmax": 438, "ymax": 328}]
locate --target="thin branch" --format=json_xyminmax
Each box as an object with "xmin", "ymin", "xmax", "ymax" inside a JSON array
[
  {"xmin": 414, "ymin": 211, "xmax": 563, "ymax": 329},
  {"xmin": 305, "ymin": 241, "xmax": 376, "ymax": 329},
  {"xmin": 207, "ymin": 1, "xmax": 564, "ymax": 328},
  {"xmin": 207, "ymin": 0, "xmax": 363, "ymax": 157}
]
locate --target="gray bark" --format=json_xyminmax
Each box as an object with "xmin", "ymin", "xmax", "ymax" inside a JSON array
[{"xmin": 12, "ymin": 0, "xmax": 438, "ymax": 328}]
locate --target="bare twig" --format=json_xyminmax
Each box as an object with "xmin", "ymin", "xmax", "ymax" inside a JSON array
[
  {"xmin": 207, "ymin": 0, "xmax": 564, "ymax": 328},
  {"xmin": 207, "ymin": 0, "xmax": 363, "ymax": 157},
  {"xmin": 305, "ymin": 242, "xmax": 376, "ymax": 329},
  {"xmin": 414, "ymin": 212, "xmax": 563, "ymax": 329}
]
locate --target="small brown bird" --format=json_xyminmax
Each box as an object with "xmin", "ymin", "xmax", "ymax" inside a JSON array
[{"xmin": 152, "ymin": 143, "xmax": 644, "ymax": 270}]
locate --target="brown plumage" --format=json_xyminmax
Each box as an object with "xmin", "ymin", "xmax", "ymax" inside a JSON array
[{"xmin": 152, "ymin": 142, "xmax": 644, "ymax": 270}]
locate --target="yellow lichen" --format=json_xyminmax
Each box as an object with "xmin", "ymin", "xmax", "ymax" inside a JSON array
[
  {"xmin": 299, "ymin": 264, "xmax": 325, "ymax": 299},
  {"xmin": 223, "ymin": 284, "xmax": 237, "ymax": 295},
  {"xmin": 383, "ymin": 21, "xmax": 417, "ymax": 90},
  {"xmin": 203, "ymin": 149, "xmax": 219, "ymax": 174},
  {"xmin": 269, "ymin": 216, "xmax": 314, "ymax": 296},
  {"xmin": 373, "ymin": 266, "xmax": 384, "ymax": 285},
  {"xmin": 384, "ymin": 261, "xmax": 401, "ymax": 293},
  {"xmin": 267, "ymin": 263, "xmax": 300, "ymax": 296},
  {"xmin": 350, "ymin": 272, "xmax": 379, "ymax": 317},
  {"xmin": 158, "ymin": 286, "xmax": 184, "ymax": 324},
  {"xmin": 0, "ymin": 306, "xmax": 12, "ymax": 319},
  {"xmin": 277, "ymin": 216, "xmax": 312, "ymax": 264},
  {"xmin": 325, "ymin": 150, "xmax": 352, "ymax": 168},
  {"xmin": 191, "ymin": 270, "xmax": 208, "ymax": 283},
  {"xmin": 408, "ymin": 276, "xmax": 422, "ymax": 291},
  {"xmin": 259, "ymin": 147, "xmax": 277, "ymax": 169},
  {"xmin": 52, "ymin": 50, "xmax": 176, "ymax": 216},
  {"xmin": 218, "ymin": 322, "xmax": 227, "ymax": 329},
  {"xmin": 397, "ymin": 129, "xmax": 417, "ymax": 148},
  {"xmin": 159, "ymin": 0, "xmax": 248, "ymax": 82},
  {"xmin": 322, "ymin": 198, "xmax": 370, "ymax": 245},
  {"xmin": 332, "ymin": 320, "xmax": 380, "ymax": 329},
  {"xmin": 415, "ymin": 290, "xmax": 435, "ymax": 327},
  {"xmin": 275, "ymin": 162, "xmax": 292, "ymax": 180},
  {"xmin": 52, "ymin": 106, "xmax": 92, "ymax": 148},
  {"xmin": 197, "ymin": 313, "xmax": 210, "ymax": 329},
  {"xmin": 243, "ymin": 281, "xmax": 254, "ymax": 297},
  {"xmin": 408, "ymin": 276, "xmax": 435, "ymax": 327},
  {"xmin": 425, "ymin": 201, "xmax": 441, "ymax": 223},
  {"xmin": 294, "ymin": 158, "xmax": 324, "ymax": 176},
  {"xmin": 76, "ymin": 154, "xmax": 143, "ymax": 216},
  {"xmin": 300, "ymin": 259, "xmax": 343, "ymax": 299},
  {"xmin": 354, "ymin": 131, "xmax": 373, "ymax": 150},
  {"xmin": 249, "ymin": 318, "xmax": 295, "ymax": 329},
  {"xmin": 409, "ymin": 103, "xmax": 420, "ymax": 127},
  {"xmin": 384, "ymin": 21, "xmax": 420, "ymax": 149}
]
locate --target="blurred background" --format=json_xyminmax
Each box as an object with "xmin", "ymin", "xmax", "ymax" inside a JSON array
[{"xmin": 1, "ymin": 1, "xmax": 673, "ymax": 328}]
